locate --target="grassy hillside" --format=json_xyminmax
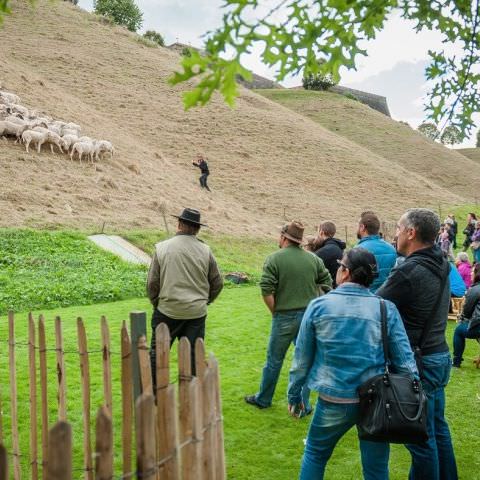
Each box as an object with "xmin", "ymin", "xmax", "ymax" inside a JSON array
[
  {"xmin": 0, "ymin": 0, "xmax": 478, "ymax": 236},
  {"xmin": 257, "ymin": 89, "xmax": 480, "ymax": 199}
]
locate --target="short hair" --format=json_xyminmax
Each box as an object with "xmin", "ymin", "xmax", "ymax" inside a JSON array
[
  {"xmin": 403, "ymin": 208, "xmax": 440, "ymax": 244},
  {"xmin": 474, "ymin": 263, "xmax": 480, "ymax": 285},
  {"xmin": 456, "ymin": 252, "xmax": 469, "ymax": 263},
  {"xmin": 359, "ymin": 211, "xmax": 380, "ymax": 235},
  {"xmin": 343, "ymin": 248, "xmax": 378, "ymax": 287},
  {"xmin": 319, "ymin": 221, "xmax": 336, "ymax": 237},
  {"xmin": 469, "ymin": 213, "xmax": 477, "ymax": 220},
  {"xmin": 178, "ymin": 219, "xmax": 200, "ymax": 235}
]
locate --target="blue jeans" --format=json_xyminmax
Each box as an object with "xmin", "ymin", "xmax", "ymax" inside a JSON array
[
  {"xmin": 406, "ymin": 351, "xmax": 458, "ymax": 480},
  {"xmin": 255, "ymin": 309, "xmax": 310, "ymax": 408},
  {"xmin": 300, "ymin": 397, "xmax": 390, "ymax": 480},
  {"xmin": 453, "ymin": 322, "xmax": 480, "ymax": 366}
]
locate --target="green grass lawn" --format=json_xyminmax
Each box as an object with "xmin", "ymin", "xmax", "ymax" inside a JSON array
[{"xmin": 1, "ymin": 287, "xmax": 479, "ymax": 479}]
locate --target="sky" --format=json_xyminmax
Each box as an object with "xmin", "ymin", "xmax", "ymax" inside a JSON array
[{"xmin": 78, "ymin": 0, "xmax": 478, "ymax": 147}]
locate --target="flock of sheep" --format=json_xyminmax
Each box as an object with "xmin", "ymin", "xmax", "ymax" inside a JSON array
[{"xmin": 0, "ymin": 89, "xmax": 114, "ymax": 163}]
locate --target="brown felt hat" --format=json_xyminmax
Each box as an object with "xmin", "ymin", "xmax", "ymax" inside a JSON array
[{"xmin": 280, "ymin": 221, "xmax": 304, "ymax": 244}]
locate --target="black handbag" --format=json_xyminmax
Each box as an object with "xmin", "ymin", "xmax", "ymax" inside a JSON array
[{"xmin": 357, "ymin": 300, "xmax": 428, "ymax": 444}]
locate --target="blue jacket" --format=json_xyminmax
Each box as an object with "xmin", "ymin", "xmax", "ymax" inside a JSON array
[
  {"xmin": 288, "ymin": 283, "xmax": 418, "ymax": 404},
  {"xmin": 449, "ymin": 262, "xmax": 466, "ymax": 297},
  {"xmin": 355, "ymin": 235, "xmax": 397, "ymax": 293}
]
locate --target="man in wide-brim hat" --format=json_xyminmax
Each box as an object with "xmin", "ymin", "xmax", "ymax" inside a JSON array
[
  {"xmin": 147, "ymin": 208, "xmax": 223, "ymax": 378},
  {"xmin": 245, "ymin": 220, "xmax": 332, "ymax": 411}
]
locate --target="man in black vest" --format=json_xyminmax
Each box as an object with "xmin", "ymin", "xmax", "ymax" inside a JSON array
[{"xmin": 377, "ymin": 208, "xmax": 457, "ymax": 480}]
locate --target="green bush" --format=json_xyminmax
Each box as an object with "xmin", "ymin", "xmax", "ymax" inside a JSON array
[
  {"xmin": 143, "ymin": 30, "xmax": 164, "ymax": 46},
  {"xmin": 344, "ymin": 92, "xmax": 359, "ymax": 102},
  {"xmin": 181, "ymin": 46, "xmax": 192, "ymax": 57},
  {"xmin": 302, "ymin": 72, "xmax": 336, "ymax": 91},
  {"xmin": 136, "ymin": 35, "xmax": 158, "ymax": 48},
  {"xmin": 94, "ymin": 0, "xmax": 143, "ymax": 32}
]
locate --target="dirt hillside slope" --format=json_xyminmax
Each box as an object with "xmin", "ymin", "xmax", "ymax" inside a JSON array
[
  {"xmin": 0, "ymin": 0, "xmax": 472, "ymax": 235},
  {"xmin": 258, "ymin": 89, "xmax": 480, "ymax": 199},
  {"xmin": 457, "ymin": 148, "xmax": 480, "ymax": 163}
]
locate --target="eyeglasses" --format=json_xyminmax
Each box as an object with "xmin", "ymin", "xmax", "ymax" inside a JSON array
[{"xmin": 336, "ymin": 259, "xmax": 348, "ymax": 270}]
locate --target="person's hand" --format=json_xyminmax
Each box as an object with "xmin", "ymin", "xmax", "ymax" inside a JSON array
[{"xmin": 288, "ymin": 403, "xmax": 305, "ymax": 418}]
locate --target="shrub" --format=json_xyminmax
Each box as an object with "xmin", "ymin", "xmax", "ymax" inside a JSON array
[
  {"xmin": 440, "ymin": 125, "xmax": 462, "ymax": 146},
  {"xmin": 136, "ymin": 35, "xmax": 158, "ymax": 48},
  {"xmin": 302, "ymin": 72, "xmax": 336, "ymax": 91},
  {"xmin": 417, "ymin": 122, "xmax": 439, "ymax": 140},
  {"xmin": 143, "ymin": 30, "xmax": 164, "ymax": 46},
  {"xmin": 94, "ymin": 0, "xmax": 143, "ymax": 32},
  {"xmin": 181, "ymin": 47, "xmax": 192, "ymax": 57}
]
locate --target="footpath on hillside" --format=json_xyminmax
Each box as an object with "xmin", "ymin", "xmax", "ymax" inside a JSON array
[{"xmin": 88, "ymin": 234, "xmax": 151, "ymax": 265}]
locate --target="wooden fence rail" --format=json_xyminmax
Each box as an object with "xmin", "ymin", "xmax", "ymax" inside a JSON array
[{"xmin": 0, "ymin": 311, "xmax": 226, "ymax": 480}]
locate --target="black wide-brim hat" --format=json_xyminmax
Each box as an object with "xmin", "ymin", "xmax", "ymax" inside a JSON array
[{"xmin": 171, "ymin": 208, "xmax": 208, "ymax": 227}]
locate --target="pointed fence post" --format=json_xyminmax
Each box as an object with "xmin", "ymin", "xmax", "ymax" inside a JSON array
[
  {"xmin": 0, "ymin": 445, "xmax": 7, "ymax": 480},
  {"xmin": 136, "ymin": 394, "xmax": 156, "ymax": 480},
  {"xmin": 28, "ymin": 313, "xmax": 39, "ymax": 480},
  {"xmin": 121, "ymin": 322, "xmax": 133, "ymax": 477},
  {"xmin": 38, "ymin": 315, "xmax": 49, "ymax": 480},
  {"xmin": 55, "ymin": 316, "xmax": 67, "ymax": 421},
  {"xmin": 95, "ymin": 407, "xmax": 113, "ymax": 480},
  {"xmin": 77, "ymin": 318, "xmax": 93, "ymax": 480},
  {"xmin": 155, "ymin": 323, "xmax": 179, "ymax": 480},
  {"xmin": 101, "ymin": 316, "xmax": 113, "ymax": 415},
  {"xmin": 8, "ymin": 311, "xmax": 21, "ymax": 480},
  {"xmin": 47, "ymin": 422, "xmax": 72, "ymax": 480}
]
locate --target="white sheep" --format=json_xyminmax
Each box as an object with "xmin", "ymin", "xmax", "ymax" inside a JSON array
[
  {"xmin": 44, "ymin": 131, "xmax": 64, "ymax": 154},
  {"xmin": 95, "ymin": 140, "xmax": 114, "ymax": 160},
  {"xmin": 65, "ymin": 122, "xmax": 81, "ymax": 134},
  {"xmin": 21, "ymin": 130, "xmax": 47, "ymax": 153},
  {"xmin": 46, "ymin": 123, "xmax": 62, "ymax": 136},
  {"xmin": 71, "ymin": 141, "xmax": 95, "ymax": 163},
  {"xmin": 32, "ymin": 126, "xmax": 49, "ymax": 134},
  {"xmin": 0, "ymin": 91, "xmax": 20, "ymax": 105},
  {"xmin": 61, "ymin": 133, "xmax": 79, "ymax": 151},
  {"xmin": 0, "ymin": 120, "xmax": 28, "ymax": 140},
  {"xmin": 61, "ymin": 128, "xmax": 78, "ymax": 137},
  {"xmin": 10, "ymin": 104, "xmax": 29, "ymax": 117},
  {"xmin": 77, "ymin": 136, "xmax": 93, "ymax": 143},
  {"xmin": 5, "ymin": 115, "xmax": 25, "ymax": 125}
]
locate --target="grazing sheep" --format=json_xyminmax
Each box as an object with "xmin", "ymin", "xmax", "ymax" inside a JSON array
[
  {"xmin": 61, "ymin": 128, "xmax": 78, "ymax": 137},
  {"xmin": 71, "ymin": 141, "xmax": 95, "ymax": 163},
  {"xmin": 21, "ymin": 130, "xmax": 47, "ymax": 153},
  {"xmin": 77, "ymin": 136, "xmax": 93, "ymax": 143},
  {"xmin": 44, "ymin": 131, "xmax": 64, "ymax": 154},
  {"xmin": 46, "ymin": 123, "xmax": 62, "ymax": 136},
  {"xmin": 61, "ymin": 133, "xmax": 79, "ymax": 151},
  {"xmin": 10, "ymin": 104, "xmax": 29, "ymax": 117},
  {"xmin": 5, "ymin": 115, "xmax": 25, "ymax": 125},
  {"xmin": 0, "ymin": 120, "xmax": 29, "ymax": 140},
  {"xmin": 32, "ymin": 126, "xmax": 49, "ymax": 135},
  {"xmin": 95, "ymin": 140, "xmax": 114, "ymax": 160},
  {"xmin": 65, "ymin": 122, "xmax": 81, "ymax": 134},
  {"xmin": 0, "ymin": 91, "xmax": 20, "ymax": 105}
]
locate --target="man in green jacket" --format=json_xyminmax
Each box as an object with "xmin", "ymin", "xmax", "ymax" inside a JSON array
[
  {"xmin": 147, "ymin": 208, "xmax": 223, "ymax": 377},
  {"xmin": 245, "ymin": 221, "xmax": 332, "ymax": 410}
]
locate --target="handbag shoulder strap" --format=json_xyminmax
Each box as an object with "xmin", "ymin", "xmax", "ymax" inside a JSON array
[
  {"xmin": 417, "ymin": 261, "xmax": 449, "ymax": 349},
  {"xmin": 379, "ymin": 299, "xmax": 389, "ymax": 367}
]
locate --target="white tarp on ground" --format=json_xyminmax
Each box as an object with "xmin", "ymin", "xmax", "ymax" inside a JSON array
[{"xmin": 88, "ymin": 234, "xmax": 152, "ymax": 266}]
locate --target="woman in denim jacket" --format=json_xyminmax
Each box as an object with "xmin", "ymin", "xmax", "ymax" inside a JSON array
[{"xmin": 288, "ymin": 248, "xmax": 418, "ymax": 480}]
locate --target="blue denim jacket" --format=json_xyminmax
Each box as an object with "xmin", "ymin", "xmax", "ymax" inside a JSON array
[
  {"xmin": 288, "ymin": 283, "xmax": 418, "ymax": 404},
  {"xmin": 355, "ymin": 235, "xmax": 397, "ymax": 293}
]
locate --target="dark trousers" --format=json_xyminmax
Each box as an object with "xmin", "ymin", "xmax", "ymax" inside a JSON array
[
  {"xmin": 199, "ymin": 173, "xmax": 210, "ymax": 190},
  {"xmin": 150, "ymin": 309, "xmax": 206, "ymax": 386}
]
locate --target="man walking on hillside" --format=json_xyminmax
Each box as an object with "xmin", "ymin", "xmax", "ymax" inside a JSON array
[
  {"xmin": 377, "ymin": 208, "xmax": 458, "ymax": 480},
  {"xmin": 245, "ymin": 221, "xmax": 332, "ymax": 411},
  {"xmin": 355, "ymin": 211, "xmax": 396, "ymax": 292},
  {"xmin": 314, "ymin": 220, "xmax": 346, "ymax": 288},
  {"xmin": 193, "ymin": 154, "xmax": 211, "ymax": 192},
  {"xmin": 147, "ymin": 208, "xmax": 223, "ymax": 378}
]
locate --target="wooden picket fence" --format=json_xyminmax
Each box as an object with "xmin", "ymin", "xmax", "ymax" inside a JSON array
[{"xmin": 0, "ymin": 311, "xmax": 225, "ymax": 480}]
